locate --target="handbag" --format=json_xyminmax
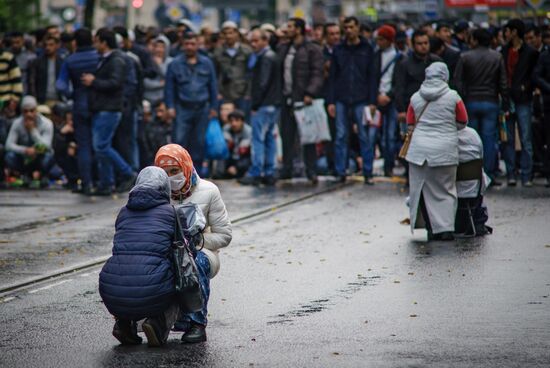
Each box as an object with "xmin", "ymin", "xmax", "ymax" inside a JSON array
[
  {"xmin": 398, "ymin": 101, "xmax": 430, "ymax": 159},
  {"xmin": 293, "ymin": 99, "xmax": 332, "ymax": 145},
  {"xmin": 205, "ymin": 118, "xmax": 229, "ymax": 160},
  {"xmin": 171, "ymin": 206, "xmax": 204, "ymax": 313}
]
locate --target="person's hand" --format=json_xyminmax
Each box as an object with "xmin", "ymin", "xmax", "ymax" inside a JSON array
[
  {"xmin": 397, "ymin": 112, "xmax": 407, "ymax": 123},
  {"xmin": 60, "ymin": 124, "xmax": 74, "ymax": 135},
  {"xmin": 167, "ymin": 108, "xmax": 176, "ymax": 119},
  {"xmin": 25, "ymin": 147, "xmax": 36, "ymax": 157},
  {"xmin": 377, "ymin": 94, "xmax": 391, "ymax": 106},
  {"xmin": 327, "ymin": 104, "xmax": 336, "ymax": 118},
  {"xmin": 368, "ymin": 104, "xmax": 377, "ymax": 116},
  {"xmin": 227, "ymin": 166, "xmax": 237, "ymax": 176},
  {"xmin": 80, "ymin": 73, "xmax": 95, "ymax": 86},
  {"xmin": 209, "ymin": 109, "xmax": 218, "ymax": 119},
  {"xmin": 304, "ymin": 95, "xmax": 313, "ymax": 106}
]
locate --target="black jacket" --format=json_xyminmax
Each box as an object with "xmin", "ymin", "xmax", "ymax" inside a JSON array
[
  {"xmin": 89, "ymin": 50, "xmax": 126, "ymax": 112},
  {"xmin": 394, "ymin": 52, "xmax": 442, "ymax": 113},
  {"xmin": 441, "ymin": 46, "xmax": 460, "ymax": 80},
  {"xmin": 28, "ymin": 54, "xmax": 63, "ymax": 103},
  {"xmin": 277, "ymin": 40, "xmax": 324, "ymax": 102},
  {"xmin": 328, "ymin": 37, "xmax": 377, "ymax": 106},
  {"xmin": 534, "ymin": 50, "xmax": 550, "ymax": 96},
  {"xmin": 453, "ymin": 46, "xmax": 508, "ymax": 105},
  {"xmin": 501, "ymin": 43, "xmax": 539, "ymax": 104},
  {"xmin": 251, "ymin": 48, "xmax": 281, "ymax": 110}
]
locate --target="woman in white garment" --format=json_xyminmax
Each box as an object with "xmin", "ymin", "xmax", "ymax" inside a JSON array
[
  {"xmin": 155, "ymin": 144, "xmax": 232, "ymax": 343},
  {"xmin": 405, "ymin": 62, "xmax": 468, "ymax": 241}
]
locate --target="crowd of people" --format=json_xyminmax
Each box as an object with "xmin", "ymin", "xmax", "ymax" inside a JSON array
[{"xmin": 0, "ymin": 17, "xmax": 550, "ymax": 194}]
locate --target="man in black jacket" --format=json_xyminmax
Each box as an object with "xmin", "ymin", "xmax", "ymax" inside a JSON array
[
  {"xmin": 394, "ymin": 30, "xmax": 442, "ymax": 126},
  {"xmin": 81, "ymin": 29, "xmax": 136, "ymax": 195},
  {"xmin": 28, "ymin": 35, "xmax": 63, "ymax": 105},
  {"xmin": 534, "ymin": 48, "xmax": 550, "ymax": 187},
  {"xmin": 327, "ymin": 16, "xmax": 377, "ymax": 184},
  {"xmin": 501, "ymin": 19, "xmax": 539, "ymax": 187},
  {"xmin": 239, "ymin": 28, "xmax": 281, "ymax": 186},
  {"xmin": 277, "ymin": 17, "xmax": 324, "ymax": 183},
  {"xmin": 454, "ymin": 28, "xmax": 508, "ymax": 184}
]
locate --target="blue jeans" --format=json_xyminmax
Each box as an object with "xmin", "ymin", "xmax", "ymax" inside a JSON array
[
  {"xmin": 248, "ymin": 106, "xmax": 280, "ymax": 177},
  {"xmin": 114, "ymin": 105, "xmax": 139, "ymax": 171},
  {"xmin": 502, "ymin": 103, "xmax": 533, "ymax": 182},
  {"xmin": 334, "ymin": 101, "xmax": 374, "ymax": 177},
  {"xmin": 73, "ymin": 112, "xmax": 93, "ymax": 187},
  {"xmin": 176, "ymin": 251, "xmax": 211, "ymax": 326},
  {"xmin": 92, "ymin": 111, "xmax": 133, "ymax": 189},
  {"xmin": 4, "ymin": 151, "xmax": 54, "ymax": 176},
  {"xmin": 465, "ymin": 101, "xmax": 499, "ymax": 179},
  {"xmin": 173, "ymin": 102, "xmax": 210, "ymax": 170},
  {"xmin": 380, "ymin": 103, "xmax": 398, "ymax": 172}
]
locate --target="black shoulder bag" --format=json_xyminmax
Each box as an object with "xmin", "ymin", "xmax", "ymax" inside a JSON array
[{"xmin": 171, "ymin": 206, "xmax": 204, "ymax": 313}]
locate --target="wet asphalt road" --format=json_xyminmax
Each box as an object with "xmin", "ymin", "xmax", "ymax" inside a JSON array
[{"xmin": 0, "ymin": 179, "xmax": 549, "ymax": 367}]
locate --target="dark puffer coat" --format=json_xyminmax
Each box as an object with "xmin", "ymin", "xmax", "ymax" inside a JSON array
[{"xmin": 99, "ymin": 167, "xmax": 175, "ymax": 320}]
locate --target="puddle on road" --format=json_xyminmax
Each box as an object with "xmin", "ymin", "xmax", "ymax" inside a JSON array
[{"xmin": 267, "ymin": 275, "xmax": 382, "ymax": 325}]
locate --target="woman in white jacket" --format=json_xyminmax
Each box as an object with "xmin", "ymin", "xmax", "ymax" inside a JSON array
[
  {"xmin": 405, "ymin": 62, "xmax": 468, "ymax": 241},
  {"xmin": 155, "ymin": 144, "xmax": 232, "ymax": 343}
]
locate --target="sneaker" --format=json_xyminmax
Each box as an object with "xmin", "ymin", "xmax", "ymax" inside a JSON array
[
  {"xmin": 112, "ymin": 320, "xmax": 142, "ymax": 345},
  {"xmin": 488, "ymin": 179, "xmax": 502, "ymax": 188},
  {"xmin": 507, "ymin": 178, "xmax": 517, "ymax": 187},
  {"xmin": 262, "ymin": 176, "xmax": 277, "ymax": 186},
  {"xmin": 364, "ymin": 176, "xmax": 374, "ymax": 186},
  {"xmin": 522, "ymin": 180, "xmax": 533, "ymax": 188},
  {"xmin": 238, "ymin": 176, "xmax": 261, "ymax": 186},
  {"xmin": 142, "ymin": 317, "xmax": 168, "ymax": 347},
  {"xmin": 115, "ymin": 173, "xmax": 137, "ymax": 193},
  {"xmin": 335, "ymin": 175, "xmax": 346, "ymax": 184},
  {"xmin": 181, "ymin": 323, "xmax": 207, "ymax": 344}
]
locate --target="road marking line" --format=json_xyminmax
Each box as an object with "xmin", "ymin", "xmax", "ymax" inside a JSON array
[
  {"xmin": 0, "ymin": 296, "xmax": 15, "ymax": 303},
  {"xmin": 28, "ymin": 279, "xmax": 73, "ymax": 294}
]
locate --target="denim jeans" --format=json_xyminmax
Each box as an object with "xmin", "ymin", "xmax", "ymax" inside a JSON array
[
  {"xmin": 114, "ymin": 103, "xmax": 139, "ymax": 171},
  {"xmin": 176, "ymin": 251, "xmax": 211, "ymax": 327},
  {"xmin": 248, "ymin": 106, "xmax": 280, "ymax": 177},
  {"xmin": 334, "ymin": 101, "xmax": 375, "ymax": 177},
  {"xmin": 73, "ymin": 112, "xmax": 94, "ymax": 187},
  {"xmin": 502, "ymin": 103, "xmax": 533, "ymax": 182},
  {"xmin": 380, "ymin": 103, "xmax": 398, "ymax": 172},
  {"xmin": 465, "ymin": 101, "xmax": 499, "ymax": 179},
  {"xmin": 4, "ymin": 151, "xmax": 54, "ymax": 177},
  {"xmin": 92, "ymin": 111, "xmax": 133, "ymax": 189},
  {"xmin": 173, "ymin": 102, "xmax": 210, "ymax": 170}
]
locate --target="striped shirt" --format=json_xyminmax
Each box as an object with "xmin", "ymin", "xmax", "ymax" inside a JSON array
[{"xmin": 0, "ymin": 50, "xmax": 23, "ymax": 103}]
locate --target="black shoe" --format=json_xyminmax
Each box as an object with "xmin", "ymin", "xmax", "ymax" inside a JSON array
[
  {"xmin": 262, "ymin": 176, "xmax": 277, "ymax": 186},
  {"xmin": 181, "ymin": 323, "xmax": 207, "ymax": 344},
  {"xmin": 488, "ymin": 179, "xmax": 502, "ymax": 188},
  {"xmin": 142, "ymin": 317, "xmax": 168, "ymax": 347},
  {"xmin": 308, "ymin": 175, "xmax": 319, "ymax": 185},
  {"xmin": 73, "ymin": 185, "xmax": 93, "ymax": 196},
  {"xmin": 438, "ymin": 231, "xmax": 455, "ymax": 241},
  {"xmin": 364, "ymin": 176, "xmax": 374, "ymax": 185},
  {"xmin": 93, "ymin": 187, "xmax": 113, "ymax": 196},
  {"xmin": 116, "ymin": 173, "xmax": 137, "ymax": 193},
  {"xmin": 238, "ymin": 176, "xmax": 261, "ymax": 186},
  {"xmin": 112, "ymin": 320, "xmax": 142, "ymax": 345},
  {"xmin": 507, "ymin": 178, "xmax": 517, "ymax": 187},
  {"xmin": 278, "ymin": 170, "xmax": 292, "ymax": 180},
  {"xmin": 384, "ymin": 169, "xmax": 393, "ymax": 177},
  {"xmin": 335, "ymin": 175, "xmax": 346, "ymax": 183}
]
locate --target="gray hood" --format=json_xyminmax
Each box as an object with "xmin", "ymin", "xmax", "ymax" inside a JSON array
[
  {"xmin": 155, "ymin": 34, "xmax": 171, "ymax": 61},
  {"xmin": 127, "ymin": 166, "xmax": 171, "ymax": 210},
  {"xmin": 419, "ymin": 62, "xmax": 450, "ymax": 101}
]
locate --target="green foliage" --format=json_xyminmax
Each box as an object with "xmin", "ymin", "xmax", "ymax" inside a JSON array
[{"xmin": 0, "ymin": 0, "xmax": 42, "ymax": 33}]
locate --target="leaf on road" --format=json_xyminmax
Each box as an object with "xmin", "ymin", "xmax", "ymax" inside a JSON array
[
  {"xmin": 409, "ymin": 314, "xmax": 418, "ymax": 317},
  {"xmin": 394, "ymin": 280, "xmax": 401, "ymax": 284},
  {"xmin": 332, "ymin": 352, "xmax": 340, "ymax": 356},
  {"xmin": 400, "ymin": 218, "xmax": 411, "ymax": 225}
]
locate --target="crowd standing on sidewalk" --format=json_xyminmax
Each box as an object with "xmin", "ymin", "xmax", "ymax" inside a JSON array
[{"xmin": 1, "ymin": 17, "xmax": 550, "ymax": 192}]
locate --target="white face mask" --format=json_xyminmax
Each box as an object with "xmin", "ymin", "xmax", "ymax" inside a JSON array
[{"xmin": 169, "ymin": 173, "xmax": 186, "ymax": 192}]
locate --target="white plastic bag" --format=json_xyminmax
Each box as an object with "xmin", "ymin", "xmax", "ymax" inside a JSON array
[{"xmin": 293, "ymin": 98, "xmax": 331, "ymax": 145}]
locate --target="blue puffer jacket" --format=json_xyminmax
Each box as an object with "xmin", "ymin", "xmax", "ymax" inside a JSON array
[{"xmin": 99, "ymin": 167, "xmax": 176, "ymax": 320}]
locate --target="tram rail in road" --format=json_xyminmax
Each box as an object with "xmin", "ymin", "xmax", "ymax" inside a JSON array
[{"xmin": 0, "ymin": 181, "xmax": 351, "ymax": 299}]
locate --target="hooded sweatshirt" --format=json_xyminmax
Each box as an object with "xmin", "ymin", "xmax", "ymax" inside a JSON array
[
  {"xmin": 99, "ymin": 166, "xmax": 176, "ymax": 320},
  {"xmin": 405, "ymin": 62, "xmax": 468, "ymax": 167},
  {"xmin": 144, "ymin": 35, "xmax": 173, "ymax": 102}
]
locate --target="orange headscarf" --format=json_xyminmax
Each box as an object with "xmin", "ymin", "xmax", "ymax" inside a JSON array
[{"xmin": 154, "ymin": 144, "xmax": 195, "ymax": 196}]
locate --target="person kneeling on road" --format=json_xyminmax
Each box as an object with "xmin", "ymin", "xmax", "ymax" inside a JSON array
[
  {"xmin": 155, "ymin": 144, "xmax": 232, "ymax": 343},
  {"xmin": 99, "ymin": 166, "xmax": 181, "ymax": 347}
]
